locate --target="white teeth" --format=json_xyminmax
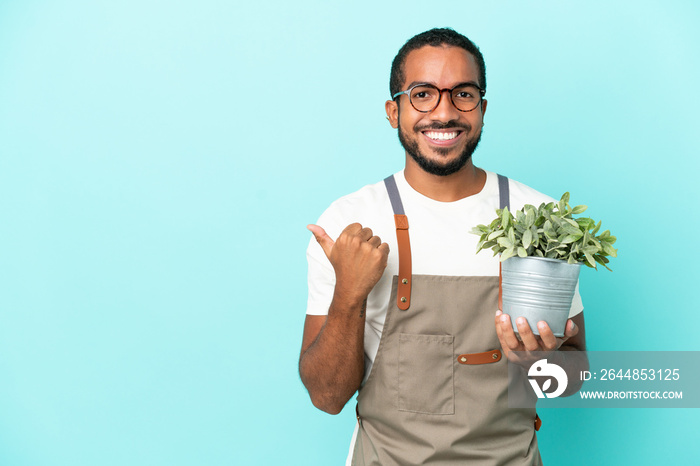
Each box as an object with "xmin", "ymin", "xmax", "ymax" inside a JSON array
[{"xmin": 425, "ymin": 131, "xmax": 458, "ymax": 140}]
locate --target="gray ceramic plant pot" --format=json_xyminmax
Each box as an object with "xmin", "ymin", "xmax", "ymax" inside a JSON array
[{"xmin": 501, "ymin": 256, "xmax": 581, "ymax": 337}]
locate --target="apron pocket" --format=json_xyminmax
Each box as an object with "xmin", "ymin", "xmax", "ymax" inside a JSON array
[{"xmin": 398, "ymin": 333, "xmax": 454, "ymax": 415}]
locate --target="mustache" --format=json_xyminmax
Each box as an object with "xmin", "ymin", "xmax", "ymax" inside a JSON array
[{"xmin": 415, "ymin": 121, "xmax": 470, "ymax": 132}]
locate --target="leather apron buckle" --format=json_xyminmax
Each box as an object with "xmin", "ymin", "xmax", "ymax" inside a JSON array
[{"xmin": 457, "ymin": 349, "xmax": 502, "ymax": 365}]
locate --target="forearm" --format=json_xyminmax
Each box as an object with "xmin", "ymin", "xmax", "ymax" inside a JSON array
[{"xmin": 299, "ymin": 292, "xmax": 367, "ymax": 414}]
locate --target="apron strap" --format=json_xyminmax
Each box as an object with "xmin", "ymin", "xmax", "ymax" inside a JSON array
[
  {"xmin": 384, "ymin": 174, "xmax": 405, "ymax": 215},
  {"xmin": 497, "ymin": 174, "xmax": 510, "ymax": 312},
  {"xmin": 384, "ymin": 174, "xmax": 510, "ymax": 312},
  {"xmin": 384, "ymin": 175, "xmax": 412, "ymax": 310},
  {"xmin": 497, "ymin": 174, "xmax": 510, "ymax": 210}
]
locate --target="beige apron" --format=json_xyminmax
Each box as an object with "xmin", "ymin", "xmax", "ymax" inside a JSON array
[{"xmin": 352, "ymin": 175, "xmax": 542, "ymax": 465}]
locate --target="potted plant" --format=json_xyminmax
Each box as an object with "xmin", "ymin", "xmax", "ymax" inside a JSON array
[{"xmin": 471, "ymin": 193, "xmax": 617, "ymax": 336}]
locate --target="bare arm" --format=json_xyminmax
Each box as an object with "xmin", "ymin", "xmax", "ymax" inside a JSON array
[
  {"xmin": 299, "ymin": 223, "xmax": 388, "ymax": 414},
  {"xmin": 299, "ymin": 302, "xmax": 366, "ymax": 414}
]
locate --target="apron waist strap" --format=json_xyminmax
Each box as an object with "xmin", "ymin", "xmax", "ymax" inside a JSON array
[{"xmin": 457, "ymin": 349, "xmax": 502, "ymax": 365}]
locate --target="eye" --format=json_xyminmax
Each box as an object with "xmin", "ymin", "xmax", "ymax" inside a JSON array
[
  {"xmin": 410, "ymin": 86, "xmax": 437, "ymax": 101},
  {"xmin": 452, "ymin": 85, "xmax": 480, "ymax": 103}
]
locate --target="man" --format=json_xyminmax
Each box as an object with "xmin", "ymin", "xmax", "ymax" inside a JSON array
[{"xmin": 299, "ymin": 28, "xmax": 586, "ymax": 465}]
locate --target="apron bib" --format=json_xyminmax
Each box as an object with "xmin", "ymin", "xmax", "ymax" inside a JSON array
[{"xmin": 352, "ymin": 175, "xmax": 541, "ymax": 466}]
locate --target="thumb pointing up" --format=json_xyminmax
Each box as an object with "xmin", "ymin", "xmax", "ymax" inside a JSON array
[{"xmin": 307, "ymin": 224, "xmax": 335, "ymax": 259}]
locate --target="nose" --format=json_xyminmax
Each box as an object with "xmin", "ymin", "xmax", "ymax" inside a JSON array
[{"xmin": 430, "ymin": 89, "xmax": 461, "ymax": 122}]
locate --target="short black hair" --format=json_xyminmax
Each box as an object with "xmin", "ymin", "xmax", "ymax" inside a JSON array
[{"xmin": 389, "ymin": 28, "xmax": 486, "ymax": 98}]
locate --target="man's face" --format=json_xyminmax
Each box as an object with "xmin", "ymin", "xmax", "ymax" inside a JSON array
[{"xmin": 386, "ymin": 46, "xmax": 487, "ymax": 176}]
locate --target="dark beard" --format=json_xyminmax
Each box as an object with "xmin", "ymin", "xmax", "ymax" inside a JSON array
[{"xmin": 398, "ymin": 124, "xmax": 482, "ymax": 176}]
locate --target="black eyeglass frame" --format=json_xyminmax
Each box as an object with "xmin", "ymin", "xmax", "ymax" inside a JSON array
[{"xmin": 392, "ymin": 83, "xmax": 486, "ymax": 113}]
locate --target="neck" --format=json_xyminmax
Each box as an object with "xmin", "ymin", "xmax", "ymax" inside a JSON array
[{"xmin": 403, "ymin": 156, "xmax": 486, "ymax": 202}]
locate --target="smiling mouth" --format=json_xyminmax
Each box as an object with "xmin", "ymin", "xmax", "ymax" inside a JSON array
[
  {"xmin": 423, "ymin": 130, "xmax": 461, "ymax": 141},
  {"xmin": 419, "ymin": 127, "xmax": 467, "ymax": 146}
]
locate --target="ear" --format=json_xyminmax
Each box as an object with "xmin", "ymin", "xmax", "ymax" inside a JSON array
[
  {"xmin": 481, "ymin": 99, "xmax": 488, "ymax": 118},
  {"xmin": 385, "ymin": 100, "xmax": 399, "ymax": 128}
]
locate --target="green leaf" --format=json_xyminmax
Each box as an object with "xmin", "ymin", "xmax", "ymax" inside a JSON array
[
  {"xmin": 545, "ymin": 242, "xmax": 561, "ymax": 253},
  {"xmin": 497, "ymin": 237, "xmax": 513, "ymax": 248},
  {"xmin": 594, "ymin": 254, "xmax": 613, "ymax": 271},
  {"xmin": 596, "ymin": 255, "xmax": 610, "ymax": 264},
  {"xmin": 530, "ymin": 226, "xmax": 539, "ymax": 247},
  {"xmin": 558, "ymin": 193, "xmax": 568, "ymax": 213},
  {"xmin": 563, "ymin": 217, "xmax": 579, "ymax": 227},
  {"xmin": 471, "ymin": 224, "xmax": 489, "ymax": 235},
  {"xmin": 572, "ymin": 204, "xmax": 588, "ymax": 214},
  {"xmin": 481, "ymin": 240, "xmax": 497, "ymax": 250},
  {"xmin": 584, "ymin": 251, "xmax": 596, "ymax": 268},
  {"xmin": 517, "ymin": 247, "xmax": 528, "ymax": 258},
  {"xmin": 544, "ymin": 220, "xmax": 557, "ymax": 239},
  {"xmin": 550, "ymin": 216, "xmax": 563, "ymax": 231},
  {"xmin": 582, "ymin": 245, "xmax": 600, "ymax": 254},
  {"xmin": 582, "ymin": 230, "xmax": 590, "ymax": 245},
  {"xmin": 576, "ymin": 217, "xmax": 594, "ymax": 230},
  {"xmin": 560, "ymin": 234, "xmax": 583, "ymax": 244},
  {"xmin": 500, "ymin": 206, "xmax": 511, "ymax": 228},
  {"xmin": 522, "ymin": 229, "xmax": 533, "ymax": 249},
  {"xmin": 487, "ymin": 229, "xmax": 505, "ymax": 241},
  {"xmin": 561, "ymin": 224, "xmax": 582, "ymax": 236},
  {"xmin": 525, "ymin": 206, "xmax": 536, "ymax": 226},
  {"xmin": 507, "ymin": 227, "xmax": 516, "ymax": 244},
  {"xmin": 542, "ymin": 210, "xmax": 552, "ymax": 223},
  {"xmin": 602, "ymin": 243, "xmax": 618, "ymax": 257},
  {"xmin": 501, "ymin": 247, "xmax": 516, "ymax": 261}
]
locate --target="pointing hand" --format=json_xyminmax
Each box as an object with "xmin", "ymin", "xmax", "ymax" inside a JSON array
[{"xmin": 308, "ymin": 223, "xmax": 390, "ymax": 302}]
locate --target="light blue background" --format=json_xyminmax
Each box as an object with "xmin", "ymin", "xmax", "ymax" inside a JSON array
[{"xmin": 1, "ymin": 1, "xmax": 698, "ymax": 465}]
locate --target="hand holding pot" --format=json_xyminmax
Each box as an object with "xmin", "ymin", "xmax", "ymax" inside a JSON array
[{"xmin": 494, "ymin": 310, "xmax": 578, "ymax": 367}]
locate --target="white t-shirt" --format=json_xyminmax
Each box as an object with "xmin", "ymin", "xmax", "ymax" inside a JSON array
[{"xmin": 306, "ymin": 169, "xmax": 584, "ymax": 379}]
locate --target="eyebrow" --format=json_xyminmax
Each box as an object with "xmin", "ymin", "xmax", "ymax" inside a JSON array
[{"xmin": 405, "ymin": 80, "xmax": 481, "ymax": 89}]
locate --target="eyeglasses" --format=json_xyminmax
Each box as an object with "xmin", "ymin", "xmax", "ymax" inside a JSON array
[{"xmin": 392, "ymin": 83, "xmax": 485, "ymax": 113}]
